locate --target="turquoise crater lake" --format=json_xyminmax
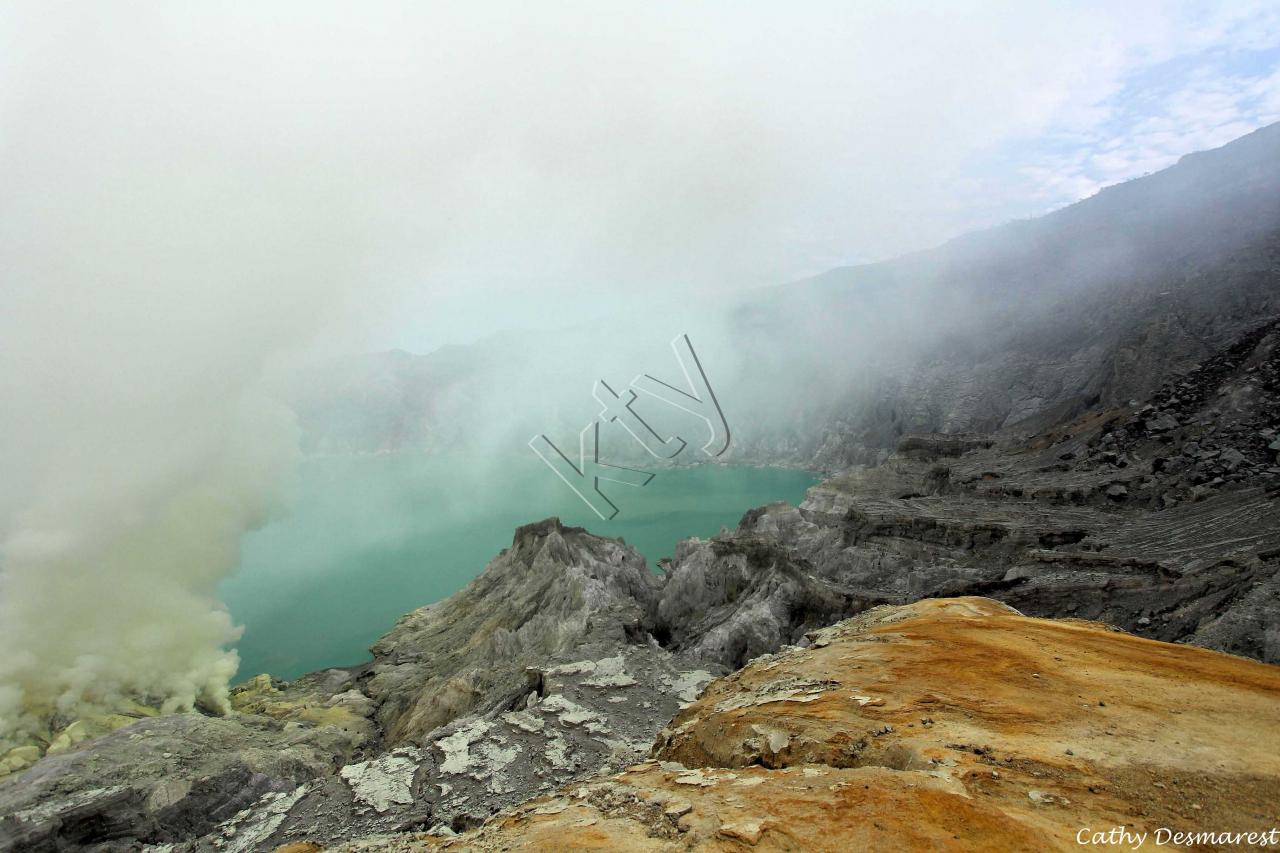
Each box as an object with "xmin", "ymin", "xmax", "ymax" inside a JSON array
[{"xmin": 220, "ymin": 455, "xmax": 817, "ymax": 681}]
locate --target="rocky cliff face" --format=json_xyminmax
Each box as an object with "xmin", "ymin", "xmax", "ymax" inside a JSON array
[
  {"xmin": 731, "ymin": 122, "xmax": 1280, "ymax": 471},
  {"xmin": 0, "ymin": 520, "xmax": 720, "ymax": 851},
  {"xmin": 332, "ymin": 598, "xmax": 1280, "ymax": 852},
  {"xmin": 653, "ymin": 315, "xmax": 1280, "ymax": 671},
  {"xmin": 364, "ymin": 517, "xmax": 662, "ymax": 745}
]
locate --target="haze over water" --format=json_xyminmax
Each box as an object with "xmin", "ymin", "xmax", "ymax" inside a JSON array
[{"xmin": 221, "ymin": 455, "xmax": 816, "ymax": 680}]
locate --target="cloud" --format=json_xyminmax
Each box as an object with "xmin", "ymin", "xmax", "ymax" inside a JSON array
[
  {"xmin": 974, "ymin": 8, "xmax": 1280, "ymax": 220},
  {"xmin": 4, "ymin": 3, "xmax": 1272, "ymax": 342}
]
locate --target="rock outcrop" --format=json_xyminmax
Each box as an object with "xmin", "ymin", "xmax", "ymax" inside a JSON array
[
  {"xmin": 0, "ymin": 711, "xmax": 359, "ymax": 853},
  {"xmin": 649, "ymin": 318, "xmax": 1280, "ymax": 670},
  {"xmin": 337, "ymin": 598, "xmax": 1280, "ymax": 852},
  {"xmin": 0, "ymin": 521, "xmax": 719, "ymax": 852},
  {"xmin": 364, "ymin": 518, "xmax": 662, "ymax": 746}
]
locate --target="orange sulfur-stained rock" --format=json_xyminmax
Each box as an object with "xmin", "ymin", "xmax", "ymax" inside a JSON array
[{"xmin": 332, "ymin": 597, "xmax": 1280, "ymax": 852}]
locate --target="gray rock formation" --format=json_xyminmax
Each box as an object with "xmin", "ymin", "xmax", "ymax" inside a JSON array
[
  {"xmin": 364, "ymin": 517, "xmax": 662, "ymax": 746},
  {"xmin": 0, "ymin": 521, "xmax": 718, "ymax": 852},
  {"xmin": 0, "ymin": 712, "xmax": 357, "ymax": 852},
  {"xmin": 651, "ymin": 319, "xmax": 1280, "ymax": 669},
  {"xmin": 209, "ymin": 520, "xmax": 720, "ymax": 849}
]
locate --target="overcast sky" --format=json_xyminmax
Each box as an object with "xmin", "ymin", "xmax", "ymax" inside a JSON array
[{"xmin": 2, "ymin": 1, "xmax": 1278, "ymax": 353}]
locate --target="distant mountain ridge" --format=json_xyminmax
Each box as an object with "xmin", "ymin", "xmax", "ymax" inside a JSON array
[
  {"xmin": 730, "ymin": 121, "xmax": 1280, "ymax": 468},
  {"xmin": 291, "ymin": 123, "xmax": 1280, "ymax": 473}
]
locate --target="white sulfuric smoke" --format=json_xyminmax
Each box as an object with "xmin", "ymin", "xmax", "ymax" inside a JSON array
[
  {"xmin": 0, "ymin": 5, "xmax": 370, "ymax": 745},
  {"xmin": 0, "ymin": 140, "xmax": 340, "ymax": 743}
]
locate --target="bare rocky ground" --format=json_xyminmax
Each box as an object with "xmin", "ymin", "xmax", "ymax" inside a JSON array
[{"xmin": 350, "ymin": 598, "xmax": 1280, "ymax": 852}]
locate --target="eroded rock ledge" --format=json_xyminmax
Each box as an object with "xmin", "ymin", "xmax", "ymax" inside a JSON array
[
  {"xmin": 343, "ymin": 598, "xmax": 1280, "ymax": 852},
  {"xmin": 0, "ymin": 520, "xmax": 719, "ymax": 852}
]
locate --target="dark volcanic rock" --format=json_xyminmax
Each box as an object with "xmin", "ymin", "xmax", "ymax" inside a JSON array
[
  {"xmin": 185, "ymin": 521, "xmax": 719, "ymax": 851},
  {"xmin": 0, "ymin": 713, "xmax": 353, "ymax": 852},
  {"xmin": 651, "ymin": 322, "xmax": 1280, "ymax": 667},
  {"xmin": 364, "ymin": 518, "xmax": 662, "ymax": 746}
]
